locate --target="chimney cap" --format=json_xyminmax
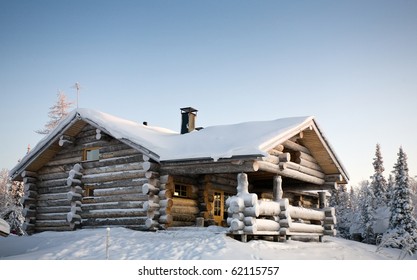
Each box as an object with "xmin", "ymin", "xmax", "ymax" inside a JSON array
[{"xmin": 180, "ymin": 107, "xmax": 198, "ymax": 114}]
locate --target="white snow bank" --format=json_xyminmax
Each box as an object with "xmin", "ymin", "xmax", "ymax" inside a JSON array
[{"xmin": 0, "ymin": 226, "xmax": 414, "ymax": 260}]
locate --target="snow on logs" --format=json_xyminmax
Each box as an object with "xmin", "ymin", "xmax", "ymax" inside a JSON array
[
  {"xmin": 227, "ymin": 173, "xmax": 337, "ymax": 242},
  {"xmin": 66, "ymin": 163, "xmax": 83, "ymax": 229},
  {"xmin": 58, "ymin": 135, "xmax": 75, "ymax": 147},
  {"xmin": 141, "ymin": 156, "xmax": 172, "ymax": 230},
  {"xmin": 21, "ymin": 171, "xmax": 39, "ymax": 234},
  {"xmin": 279, "ymin": 199, "xmax": 337, "ymax": 240},
  {"xmin": 227, "ymin": 173, "xmax": 281, "ymax": 235}
]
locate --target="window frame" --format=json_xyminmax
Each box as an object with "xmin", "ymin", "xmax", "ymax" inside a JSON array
[
  {"xmin": 82, "ymin": 147, "xmax": 101, "ymax": 162},
  {"xmin": 174, "ymin": 183, "xmax": 191, "ymax": 198}
]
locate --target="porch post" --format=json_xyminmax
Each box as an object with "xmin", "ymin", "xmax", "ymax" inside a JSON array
[
  {"xmin": 273, "ymin": 175, "xmax": 283, "ymax": 202},
  {"xmin": 318, "ymin": 191, "xmax": 327, "ymax": 208}
]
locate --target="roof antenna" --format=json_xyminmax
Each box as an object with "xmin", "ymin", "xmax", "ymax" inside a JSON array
[{"xmin": 72, "ymin": 82, "xmax": 82, "ymax": 108}]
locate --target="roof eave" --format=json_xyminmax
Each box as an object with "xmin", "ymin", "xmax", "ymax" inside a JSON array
[
  {"xmin": 9, "ymin": 112, "xmax": 81, "ymax": 180},
  {"xmin": 258, "ymin": 116, "xmax": 315, "ymax": 152},
  {"xmin": 311, "ymin": 119, "xmax": 350, "ymax": 183}
]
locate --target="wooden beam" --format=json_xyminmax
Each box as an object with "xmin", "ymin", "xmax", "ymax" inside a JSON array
[
  {"xmin": 257, "ymin": 161, "xmax": 325, "ymax": 185},
  {"xmin": 161, "ymin": 160, "xmax": 259, "ymax": 175},
  {"xmin": 283, "ymin": 182, "xmax": 336, "ymax": 192},
  {"xmin": 58, "ymin": 135, "xmax": 75, "ymax": 147},
  {"xmin": 282, "ymin": 140, "xmax": 311, "ymax": 155},
  {"xmin": 325, "ymin": 174, "xmax": 343, "ymax": 183},
  {"xmin": 286, "ymin": 162, "xmax": 325, "ymax": 179}
]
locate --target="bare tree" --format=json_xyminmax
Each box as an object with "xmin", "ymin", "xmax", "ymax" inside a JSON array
[{"xmin": 36, "ymin": 91, "xmax": 73, "ymax": 135}]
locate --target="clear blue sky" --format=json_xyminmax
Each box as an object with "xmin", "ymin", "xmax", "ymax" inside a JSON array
[{"xmin": 1, "ymin": 0, "xmax": 416, "ymax": 186}]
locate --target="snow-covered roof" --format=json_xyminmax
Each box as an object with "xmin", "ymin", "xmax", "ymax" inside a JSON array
[{"xmin": 10, "ymin": 108, "xmax": 348, "ymax": 181}]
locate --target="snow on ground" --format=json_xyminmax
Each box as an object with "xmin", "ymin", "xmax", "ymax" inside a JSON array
[{"xmin": 0, "ymin": 226, "xmax": 415, "ymax": 260}]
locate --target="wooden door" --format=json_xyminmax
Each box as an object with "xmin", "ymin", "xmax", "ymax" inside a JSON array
[{"xmin": 213, "ymin": 190, "xmax": 224, "ymax": 226}]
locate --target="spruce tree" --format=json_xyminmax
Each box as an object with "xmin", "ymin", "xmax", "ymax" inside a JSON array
[
  {"xmin": 389, "ymin": 147, "xmax": 417, "ymax": 235},
  {"xmin": 370, "ymin": 144, "xmax": 388, "ymax": 206},
  {"xmin": 386, "ymin": 174, "xmax": 395, "ymax": 207},
  {"xmin": 380, "ymin": 147, "xmax": 417, "ymax": 254},
  {"xmin": 36, "ymin": 91, "xmax": 73, "ymax": 135},
  {"xmin": 361, "ymin": 181, "xmax": 376, "ymax": 244}
]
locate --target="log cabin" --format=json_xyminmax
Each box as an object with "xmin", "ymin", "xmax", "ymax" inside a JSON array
[{"xmin": 10, "ymin": 107, "xmax": 349, "ymax": 234}]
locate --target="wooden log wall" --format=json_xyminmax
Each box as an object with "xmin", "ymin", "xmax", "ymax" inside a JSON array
[
  {"xmin": 35, "ymin": 154, "xmax": 75, "ymax": 232},
  {"xmin": 260, "ymin": 140, "xmax": 329, "ymax": 186},
  {"xmin": 30, "ymin": 124, "xmax": 161, "ymax": 232},
  {"xmin": 285, "ymin": 192, "xmax": 319, "ymax": 208},
  {"xmin": 78, "ymin": 126, "xmax": 156, "ymax": 230},
  {"xmin": 166, "ymin": 175, "xmax": 199, "ymax": 227}
]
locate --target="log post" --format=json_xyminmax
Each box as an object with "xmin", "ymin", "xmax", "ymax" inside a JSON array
[
  {"xmin": 66, "ymin": 164, "xmax": 83, "ymax": 230},
  {"xmin": 323, "ymin": 207, "xmax": 337, "ymax": 236},
  {"xmin": 318, "ymin": 191, "xmax": 327, "ymax": 209},
  {"xmin": 141, "ymin": 157, "xmax": 164, "ymax": 230},
  {"xmin": 273, "ymin": 175, "xmax": 283, "ymax": 201},
  {"xmin": 227, "ymin": 173, "xmax": 263, "ymax": 234},
  {"xmin": 159, "ymin": 174, "xmax": 174, "ymax": 228},
  {"xmin": 21, "ymin": 171, "xmax": 38, "ymax": 234}
]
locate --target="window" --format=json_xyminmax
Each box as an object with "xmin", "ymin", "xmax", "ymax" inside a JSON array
[
  {"xmin": 84, "ymin": 187, "xmax": 94, "ymax": 197},
  {"xmin": 174, "ymin": 184, "xmax": 189, "ymax": 198},
  {"xmin": 83, "ymin": 147, "xmax": 100, "ymax": 161},
  {"xmin": 82, "ymin": 186, "xmax": 95, "ymax": 203}
]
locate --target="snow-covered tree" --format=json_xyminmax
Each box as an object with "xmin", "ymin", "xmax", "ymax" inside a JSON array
[
  {"xmin": 348, "ymin": 180, "xmax": 369, "ymax": 241},
  {"xmin": 329, "ymin": 184, "xmax": 352, "ymax": 238},
  {"xmin": 380, "ymin": 147, "xmax": 417, "ymax": 254},
  {"xmin": 386, "ymin": 174, "xmax": 395, "ymax": 207},
  {"xmin": 410, "ymin": 176, "xmax": 417, "ymax": 220},
  {"xmin": 360, "ymin": 180, "xmax": 376, "ymax": 244},
  {"xmin": 0, "ymin": 169, "xmax": 24, "ymax": 235},
  {"xmin": 370, "ymin": 144, "xmax": 388, "ymax": 206},
  {"xmin": 0, "ymin": 169, "xmax": 9, "ymax": 209},
  {"xmin": 36, "ymin": 91, "xmax": 73, "ymax": 135}
]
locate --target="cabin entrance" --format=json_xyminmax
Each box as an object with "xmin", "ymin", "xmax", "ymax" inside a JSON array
[{"xmin": 212, "ymin": 190, "xmax": 233, "ymax": 226}]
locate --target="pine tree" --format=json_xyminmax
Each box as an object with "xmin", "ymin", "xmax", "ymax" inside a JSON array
[
  {"xmin": 370, "ymin": 144, "xmax": 388, "ymax": 206},
  {"xmin": 410, "ymin": 177, "xmax": 417, "ymax": 219},
  {"xmin": 387, "ymin": 174, "xmax": 395, "ymax": 207},
  {"xmin": 389, "ymin": 147, "xmax": 417, "ymax": 234},
  {"xmin": 380, "ymin": 147, "xmax": 417, "ymax": 254},
  {"xmin": 36, "ymin": 91, "xmax": 73, "ymax": 135},
  {"xmin": 361, "ymin": 181, "xmax": 376, "ymax": 244}
]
